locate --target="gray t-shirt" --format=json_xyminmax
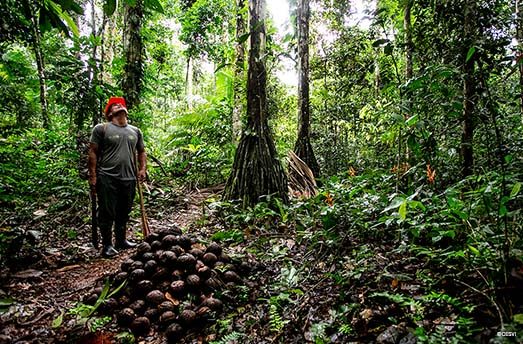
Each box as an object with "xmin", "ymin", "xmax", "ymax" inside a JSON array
[{"xmin": 90, "ymin": 122, "xmax": 145, "ymax": 180}]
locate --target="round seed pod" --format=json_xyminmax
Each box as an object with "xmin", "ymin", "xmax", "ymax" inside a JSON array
[
  {"xmin": 144, "ymin": 260, "xmax": 157, "ymax": 275},
  {"xmin": 154, "ymin": 249, "xmax": 165, "ymax": 261},
  {"xmin": 144, "ymin": 308, "xmax": 159, "ymax": 322},
  {"xmin": 186, "ymin": 274, "xmax": 201, "ymax": 288},
  {"xmin": 99, "ymin": 298, "xmax": 119, "ymax": 314},
  {"xmin": 171, "ymin": 269, "xmax": 184, "ymax": 281},
  {"xmin": 146, "ymin": 290, "xmax": 165, "ymax": 305},
  {"xmin": 129, "ymin": 300, "xmax": 146, "ymax": 315},
  {"xmin": 158, "ymin": 300, "xmax": 176, "ymax": 313},
  {"xmin": 121, "ymin": 258, "xmax": 134, "ymax": 272},
  {"xmin": 205, "ymin": 242, "xmax": 222, "ymax": 256},
  {"xmin": 162, "ymin": 235, "xmax": 178, "ymax": 248},
  {"xmin": 195, "ymin": 260, "xmax": 205, "ymax": 270},
  {"xmin": 141, "ymin": 252, "xmax": 155, "ymax": 261},
  {"xmin": 137, "ymin": 280, "xmax": 154, "ymax": 294},
  {"xmin": 93, "ymin": 286, "xmax": 103, "ymax": 294},
  {"xmin": 219, "ymin": 253, "xmax": 231, "ymax": 263},
  {"xmin": 179, "ymin": 309, "xmax": 197, "ymax": 326},
  {"xmin": 129, "ymin": 316, "xmax": 150, "ymax": 336},
  {"xmin": 196, "ymin": 306, "xmax": 211, "ymax": 317},
  {"xmin": 197, "ymin": 266, "xmax": 212, "ymax": 280},
  {"xmin": 152, "ymin": 267, "xmax": 169, "ymax": 282},
  {"xmin": 204, "ymin": 277, "xmax": 221, "ymax": 291},
  {"xmin": 83, "ymin": 293, "xmax": 98, "ymax": 305},
  {"xmin": 178, "ymin": 235, "xmax": 192, "ymax": 250},
  {"xmin": 159, "ymin": 280, "xmax": 172, "ymax": 291},
  {"xmin": 238, "ymin": 261, "xmax": 252, "ymax": 274},
  {"xmin": 159, "ymin": 311, "xmax": 177, "ymax": 327},
  {"xmin": 116, "ymin": 308, "xmax": 136, "ymax": 327},
  {"xmin": 150, "ymin": 240, "xmax": 162, "ymax": 251},
  {"xmin": 189, "ymin": 248, "xmax": 204, "ymax": 258},
  {"xmin": 136, "ymin": 242, "xmax": 151, "ymax": 255},
  {"xmin": 114, "ymin": 271, "xmax": 128, "ymax": 285},
  {"xmin": 145, "ymin": 232, "xmax": 160, "ymax": 244},
  {"xmin": 201, "ymin": 297, "xmax": 223, "ymax": 312},
  {"xmin": 165, "ymin": 323, "xmax": 184, "ymax": 342},
  {"xmin": 160, "ymin": 250, "xmax": 177, "ymax": 265},
  {"xmin": 178, "ymin": 253, "xmax": 197, "ymax": 271},
  {"xmin": 202, "ymin": 253, "xmax": 218, "ymax": 267},
  {"xmin": 131, "ymin": 260, "xmax": 144, "ymax": 270},
  {"xmin": 171, "ymin": 245, "xmax": 185, "ymax": 256},
  {"xmin": 170, "ymin": 280, "xmax": 186, "ymax": 295},
  {"xmin": 223, "ymin": 270, "xmax": 241, "ymax": 283},
  {"xmin": 129, "ymin": 269, "xmax": 146, "ymax": 283}
]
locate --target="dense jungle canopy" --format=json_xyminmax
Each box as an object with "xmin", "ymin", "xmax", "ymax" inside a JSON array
[{"xmin": 1, "ymin": 0, "xmax": 523, "ymax": 343}]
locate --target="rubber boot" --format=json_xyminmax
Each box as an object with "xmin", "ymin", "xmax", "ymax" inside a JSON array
[
  {"xmin": 115, "ymin": 225, "xmax": 137, "ymax": 250},
  {"xmin": 100, "ymin": 227, "xmax": 118, "ymax": 257}
]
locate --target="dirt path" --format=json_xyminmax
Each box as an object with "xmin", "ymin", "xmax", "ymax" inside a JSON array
[{"xmin": 0, "ymin": 187, "xmax": 218, "ymax": 344}]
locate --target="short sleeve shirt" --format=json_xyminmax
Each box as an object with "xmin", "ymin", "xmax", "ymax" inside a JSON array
[{"xmin": 90, "ymin": 123, "xmax": 145, "ymax": 180}]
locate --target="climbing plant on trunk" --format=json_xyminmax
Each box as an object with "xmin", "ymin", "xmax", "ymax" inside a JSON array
[{"xmin": 224, "ymin": 0, "xmax": 288, "ymax": 207}]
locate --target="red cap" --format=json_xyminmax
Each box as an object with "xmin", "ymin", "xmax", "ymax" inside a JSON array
[{"xmin": 104, "ymin": 97, "xmax": 127, "ymax": 115}]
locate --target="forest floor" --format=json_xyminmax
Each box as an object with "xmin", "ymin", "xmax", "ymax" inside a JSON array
[{"xmin": 0, "ymin": 184, "xmax": 520, "ymax": 343}]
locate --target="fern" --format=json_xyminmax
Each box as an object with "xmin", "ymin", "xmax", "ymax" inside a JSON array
[
  {"xmin": 269, "ymin": 304, "xmax": 288, "ymax": 333},
  {"xmin": 209, "ymin": 331, "xmax": 242, "ymax": 344}
]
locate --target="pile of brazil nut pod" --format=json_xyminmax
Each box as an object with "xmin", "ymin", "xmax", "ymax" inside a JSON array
[{"xmin": 82, "ymin": 227, "xmax": 246, "ymax": 342}]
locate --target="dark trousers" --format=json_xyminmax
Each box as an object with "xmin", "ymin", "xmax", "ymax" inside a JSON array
[{"xmin": 96, "ymin": 174, "xmax": 136, "ymax": 245}]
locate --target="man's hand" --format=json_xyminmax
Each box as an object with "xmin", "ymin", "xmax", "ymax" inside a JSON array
[{"xmin": 138, "ymin": 169, "xmax": 146, "ymax": 183}]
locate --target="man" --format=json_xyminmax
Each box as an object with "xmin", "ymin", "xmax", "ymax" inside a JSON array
[{"xmin": 88, "ymin": 96, "xmax": 147, "ymax": 257}]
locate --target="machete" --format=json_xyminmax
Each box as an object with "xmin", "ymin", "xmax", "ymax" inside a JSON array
[{"xmin": 90, "ymin": 187, "xmax": 99, "ymax": 249}]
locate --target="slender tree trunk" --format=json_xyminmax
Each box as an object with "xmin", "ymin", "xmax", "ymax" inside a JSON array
[
  {"xmin": 186, "ymin": 57, "xmax": 194, "ymax": 109},
  {"xmin": 404, "ymin": 0, "xmax": 413, "ymax": 83},
  {"xmin": 516, "ymin": 0, "xmax": 523, "ymax": 117},
  {"xmin": 461, "ymin": 0, "xmax": 476, "ymax": 177},
  {"xmin": 233, "ymin": 0, "xmax": 247, "ymax": 143},
  {"xmin": 293, "ymin": 0, "xmax": 319, "ymax": 178},
  {"xmin": 28, "ymin": 1, "xmax": 49, "ymax": 128},
  {"xmin": 224, "ymin": 0, "xmax": 288, "ymax": 207},
  {"xmin": 122, "ymin": 0, "xmax": 144, "ymax": 110}
]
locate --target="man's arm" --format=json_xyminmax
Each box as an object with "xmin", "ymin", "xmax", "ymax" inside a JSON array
[
  {"xmin": 88, "ymin": 143, "xmax": 99, "ymax": 187},
  {"xmin": 137, "ymin": 148, "xmax": 147, "ymax": 182}
]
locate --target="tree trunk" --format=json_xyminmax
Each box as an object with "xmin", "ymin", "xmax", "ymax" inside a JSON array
[
  {"xmin": 516, "ymin": 0, "xmax": 523, "ymax": 117},
  {"xmin": 233, "ymin": 0, "xmax": 247, "ymax": 143},
  {"xmin": 122, "ymin": 0, "xmax": 144, "ymax": 110},
  {"xmin": 186, "ymin": 57, "xmax": 193, "ymax": 109},
  {"xmin": 224, "ymin": 0, "xmax": 288, "ymax": 207},
  {"xmin": 404, "ymin": 0, "xmax": 413, "ymax": 83},
  {"xmin": 293, "ymin": 0, "xmax": 319, "ymax": 178},
  {"xmin": 28, "ymin": 1, "xmax": 49, "ymax": 128},
  {"xmin": 461, "ymin": 0, "xmax": 476, "ymax": 177}
]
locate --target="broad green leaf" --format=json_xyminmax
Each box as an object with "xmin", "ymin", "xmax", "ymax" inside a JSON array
[
  {"xmin": 372, "ymin": 38, "xmax": 389, "ymax": 47},
  {"xmin": 144, "ymin": 0, "xmax": 164, "ymax": 13},
  {"xmin": 45, "ymin": 0, "xmax": 80, "ymax": 37},
  {"xmin": 52, "ymin": 312, "xmax": 63, "ymax": 328},
  {"xmin": 466, "ymin": 47, "xmax": 476, "ymax": 62},
  {"xmin": 238, "ymin": 32, "xmax": 251, "ymax": 44},
  {"xmin": 468, "ymin": 245, "xmax": 480, "ymax": 256},
  {"xmin": 510, "ymin": 182, "xmax": 521, "ymax": 198},
  {"xmin": 103, "ymin": 0, "xmax": 117, "ymax": 16},
  {"xmin": 513, "ymin": 314, "xmax": 523, "ymax": 324},
  {"xmin": 384, "ymin": 43, "xmax": 393, "ymax": 55},
  {"xmin": 399, "ymin": 201, "xmax": 407, "ymax": 221}
]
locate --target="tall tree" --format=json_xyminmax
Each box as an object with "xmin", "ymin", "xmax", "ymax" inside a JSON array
[
  {"xmin": 233, "ymin": 0, "xmax": 247, "ymax": 142},
  {"xmin": 293, "ymin": 0, "xmax": 320, "ymax": 178},
  {"xmin": 224, "ymin": 0, "xmax": 288, "ymax": 207},
  {"xmin": 461, "ymin": 0, "xmax": 477, "ymax": 177},
  {"xmin": 122, "ymin": 0, "xmax": 144, "ymax": 110},
  {"xmin": 516, "ymin": 0, "xmax": 523, "ymax": 116}
]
